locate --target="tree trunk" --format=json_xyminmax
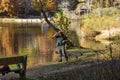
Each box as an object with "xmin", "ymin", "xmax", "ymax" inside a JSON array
[
  {"xmin": 39, "ymin": 0, "xmax": 60, "ymax": 32},
  {"xmin": 41, "ymin": 9, "xmax": 60, "ymax": 32}
]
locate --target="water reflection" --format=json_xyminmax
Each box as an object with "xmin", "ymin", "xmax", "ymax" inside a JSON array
[
  {"xmin": 0, "ymin": 23, "xmax": 56, "ymax": 67},
  {"xmin": 80, "ymin": 38, "xmax": 108, "ymax": 50}
]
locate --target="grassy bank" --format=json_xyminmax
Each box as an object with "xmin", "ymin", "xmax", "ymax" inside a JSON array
[
  {"xmin": 35, "ymin": 47, "xmax": 120, "ymax": 80},
  {"xmin": 81, "ymin": 7, "xmax": 120, "ymax": 39},
  {"xmin": 82, "ymin": 7, "xmax": 120, "ymax": 30},
  {"xmin": 6, "ymin": 47, "xmax": 120, "ymax": 80},
  {"xmin": 38, "ymin": 60, "xmax": 120, "ymax": 80},
  {"xmin": 38, "ymin": 54, "xmax": 120, "ymax": 80}
]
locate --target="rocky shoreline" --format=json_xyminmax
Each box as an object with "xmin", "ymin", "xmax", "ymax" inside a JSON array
[
  {"xmin": 95, "ymin": 27, "xmax": 120, "ymax": 41},
  {"xmin": 81, "ymin": 27, "xmax": 120, "ymax": 41},
  {"xmin": 0, "ymin": 18, "xmax": 45, "ymax": 23}
]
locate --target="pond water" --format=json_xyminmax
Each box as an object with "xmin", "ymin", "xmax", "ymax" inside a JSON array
[
  {"xmin": 0, "ymin": 23, "xmax": 57, "ymax": 67},
  {"xmin": 0, "ymin": 22, "xmax": 119, "ymax": 68}
]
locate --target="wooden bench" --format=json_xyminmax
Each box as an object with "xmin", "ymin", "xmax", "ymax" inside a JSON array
[{"xmin": 0, "ymin": 55, "xmax": 27, "ymax": 80}]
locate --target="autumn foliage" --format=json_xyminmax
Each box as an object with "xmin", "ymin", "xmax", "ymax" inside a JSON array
[{"xmin": 46, "ymin": 0, "xmax": 57, "ymax": 11}]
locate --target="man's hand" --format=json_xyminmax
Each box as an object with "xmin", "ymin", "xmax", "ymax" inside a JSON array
[
  {"xmin": 62, "ymin": 40, "xmax": 68, "ymax": 44},
  {"xmin": 52, "ymin": 32, "xmax": 57, "ymax": 38}
]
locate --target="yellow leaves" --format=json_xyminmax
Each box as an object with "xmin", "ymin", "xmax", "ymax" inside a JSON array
[
  {"xmin": 46, "ymin": 0, "xmax": 57, "ymax": 11},
  {"xmin": 33, "ymin": 0, "xmax": 57, "ymax": 12}
]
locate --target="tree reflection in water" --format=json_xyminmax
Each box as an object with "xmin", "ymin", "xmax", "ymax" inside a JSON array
[{"xmin": 0, "ymin": 23, "xmax": 55, "ymax": 67}]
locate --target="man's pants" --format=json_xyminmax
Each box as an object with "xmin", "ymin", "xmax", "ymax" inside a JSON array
[{"xmin": 57, "ymin": 45, "xmax": 68, "ymax": 61}]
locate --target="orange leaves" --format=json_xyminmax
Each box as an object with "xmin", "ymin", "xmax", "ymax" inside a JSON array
[
  {"xmin": 37, "ymin": 0, "xmax": 57, "ymax": 11},
  {"xmin": 46, "ymin": 0, "xmax": 57, "ymax": 11}
]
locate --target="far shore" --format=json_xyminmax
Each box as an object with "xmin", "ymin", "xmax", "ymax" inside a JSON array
[{"xmin": 0, "ymin": 18, "xmax": 46, "ymax": 23}]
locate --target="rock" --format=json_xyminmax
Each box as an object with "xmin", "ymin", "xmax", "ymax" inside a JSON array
[{"xmin": 95, "ymin": 27, "xmax": 120, "ymax": 41}]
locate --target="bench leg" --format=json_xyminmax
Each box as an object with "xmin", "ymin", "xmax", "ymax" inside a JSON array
[{"xmin": 19, "ymin": 72, "xmax": 26, "ymax": 80}]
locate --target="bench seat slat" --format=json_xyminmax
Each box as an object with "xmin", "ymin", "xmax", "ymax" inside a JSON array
[{"xmin": 0, "ymin": 56, "xmax": 25, "ymax": 66}]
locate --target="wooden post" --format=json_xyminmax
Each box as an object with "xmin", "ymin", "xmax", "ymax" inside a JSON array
[{"xmin": 20, "ymin": 56, "xmax": 27, "ymax": 80}]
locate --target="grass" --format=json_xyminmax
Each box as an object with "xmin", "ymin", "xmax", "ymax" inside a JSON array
[
  {"xmin": 39, "ymin": 57, "xmax": 120, "ymax": 80},
  {"xmin": 37, "ymin": 60, "xmax": 120, "ymax": 80},
  {"xmin": 1, "ymin": 46, "xmax": 119, "ymax": 80},
  {"xmin": 11, "ymin": 78, "xmax": 33, "ymax": 80},
  {"xmin": 81, "ymin": 7, "xmax": 120, "ymax": 30},
  {"xmin": 67, "ymin": 47, "xmax": 92, "ymax": 52},
  {"xmin": 32, "ymin": 45, "xmax": 120, "ymax": 80}
]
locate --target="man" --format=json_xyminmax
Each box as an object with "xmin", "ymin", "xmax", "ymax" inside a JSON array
[{"xmin": 53, "ymin": 30, "xmax": 68, "ymax": 62}]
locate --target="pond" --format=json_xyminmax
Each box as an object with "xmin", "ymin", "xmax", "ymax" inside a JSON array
[
  {"xmin": 0, "ymin": 23, "xmax": 57, "ymax": 67},
  {"xmin": 0, "ymin": 22, "xmax": 119, "ymax": 68}
]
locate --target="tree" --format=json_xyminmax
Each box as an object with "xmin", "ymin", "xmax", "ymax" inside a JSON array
[
  {"xmin": 4, "ymin": 0, "xmax": 30, "ymax": 17},
  {"xmin": 33, "ymin": 0, "xmax": 59, "ymax": 32},
  {"xmin": 92, "ymin": 0, "xmax": 115, "ymax": 8},
  {"xmin": 36, "ymin": 0, "xmax": 75, "ymax": 48}
]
